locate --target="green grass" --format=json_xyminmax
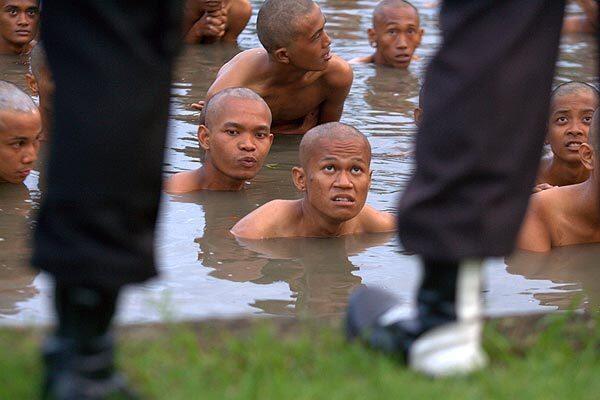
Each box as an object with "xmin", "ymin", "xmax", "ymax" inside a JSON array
[{"xmin": 0, "ymin": 313, "xmax": 598, "ymax": 400}]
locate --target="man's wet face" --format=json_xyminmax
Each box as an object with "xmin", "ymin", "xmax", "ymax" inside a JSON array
[
  {"xmin": 0, "ymin": 0, "xmax": 39, "ymax": 51},
  {"xmin": 286, "ymin": 4, "xmax": 332, "ymax": 71},
  {"xmin": 204, "ymin": 97, "xmax": 273, "ymax": 181},
  {"xmin": 371, "ymin": 6, "xmax": 422, "ymax": 68},
  {"xmin": 548, "ymin": 91, "xmax": 598, "ymax": 163},
  {"xmin": 304, "ymin": 137, "xmax": 371, "ymax": 222},
  {"xmin": 0, "ymin": 110, "xmax": 41, "ymax": 183}
]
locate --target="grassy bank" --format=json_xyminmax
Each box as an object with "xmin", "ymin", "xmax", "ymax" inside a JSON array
[{"xmin": 0, "ymin": 313, "xmax": 598, "ymax": 400}]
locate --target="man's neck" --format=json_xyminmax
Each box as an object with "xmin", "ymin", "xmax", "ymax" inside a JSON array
[
  {"xmin": 572, "ymin": 176, "xmax": 600, "ymax": 225},
  {"xmin": 265, "ymin": 56, "xmax": 314, "ymax": 86},
  {"xmin": 547, "ymin": 155, "xmax": 589, "ymax": 186},
  {"xmin": 197, "ymin": 161, "xmax": 246, "ymax": 191},
  {"xmin": 297, "ymin": 198, "xmax": 349, "ymax": 237},
  {"xmin": 0, "ymin": 38, "xmax": 24, "ymax": 55}
]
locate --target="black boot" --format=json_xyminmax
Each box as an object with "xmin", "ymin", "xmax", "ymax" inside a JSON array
[
  {"xmin": 346, "ymin": 259, "xmax": 487, "ymax": 376},
  {"xmin": 43, "ymin": 284, "xmax": 139, "ymax": 400}
]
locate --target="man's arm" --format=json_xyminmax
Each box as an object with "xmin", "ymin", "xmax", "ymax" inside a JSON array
[
  {"xmin": 221, "ymin": 0, "xmax": 252, "ymax": 43},
  {"xmin": 516, "ymin": 195, "xmax": 552, "ymax": 252},
  {"xmin": 318, "ymin": 56, "xmax": 353, "ymax": 124}
]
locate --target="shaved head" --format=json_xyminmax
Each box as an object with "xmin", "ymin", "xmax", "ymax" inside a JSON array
[
  {"xmin": 551, "ymin": 81, "xmax": 600, "ymax": 106},
  {"xmin": 0, "ymin": 80, "xmax": 37, "ymax": 114},
  {"xmin": 373, "ymin": 0, "xmax": 419, "ymax": 26},
  {"xmin": 28, "ymin": 42, "xmax": 47, "ymax": 80},
  {"xmin": 257, "ymin": 0, "xmax": 316, "ymax": 53},
  {"xmin": 200, "ymin": 87, "xmax": 271, "ymax": 129},
  {"xmin": 299, "ymin": 122, "xmax": 371, "ymax": 167}
]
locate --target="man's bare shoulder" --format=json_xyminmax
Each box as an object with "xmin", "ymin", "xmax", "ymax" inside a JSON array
[
  {"xmin": 516, "ymin": 188, "xmax": 564, "ymax": 252},
  {"xmin": 357, "ymin": 205, "xmax": 396, "ymax": 233},
  {"xmin": 323, "ymin": 55, "xmax": 354, "ymax": 89},
  {"xmin": 209, "ymin": 48, "xmax": 269, "ymax": 93},
  {"xmin": 231, "ymin": 199, "xmax": 300, "ymax": 239},
  {"xmin": 164, "ymin": 170, "xmax": 200, "ymax": 194}
]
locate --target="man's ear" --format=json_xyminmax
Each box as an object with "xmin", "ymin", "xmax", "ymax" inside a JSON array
[
  {"xmin": 273, "ymin": 48, "xmax": 290, "ymax": 64},
  {"xmin": 292, "ymin": 166, "xmax": 307, "ymax": 191},
  {"xmin": 198, "ymin": 125, "xmax": 211, "ymax": 151},
  {"xmin": 416, "ymin": 28, "xmax": 424, "ymax": 45},
  {"xmin": 25, "ymin": 73, "xmax": 38, "ymax": 95},
  {"xmin": 413, "ymin": 107, "xmax": 422, "ymax": 126},
  {"xmin": 579, "ymin": 142, "xmax": 594, "ymax": 170},
  {"xmin": 367, "ymin": 28, "xmax": 377, "ymax": 48}
]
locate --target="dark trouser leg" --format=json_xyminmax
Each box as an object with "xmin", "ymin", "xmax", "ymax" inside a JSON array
[
  {"xmin": 347, "ymin": 0, "xmax": 565, "ymax": 375},
  {"xmin": 34, "ymin": 0, "xmax": 182, "ymax": 398}
]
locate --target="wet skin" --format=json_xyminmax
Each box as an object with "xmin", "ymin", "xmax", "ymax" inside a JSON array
[
  {"xmin": 26, "ymin": 64, "xmax": 55, "ymax": 141},
  {"xmin": 201, "ymin": 3, "xmax": 353, "ymax": 135},
  {"xmin": 230, "ymin": 135, "xmax": 396, "ymax": 239},
  {"xmin": 536, "ymin": 90, "xmax": 598, "ymax": 189},
  {"xmin": 165, "ymin": 97, "xmax": 273, "ymax": 193},
  {"xmin": 0, "ymin": 0, "xmax": 39, "ymax": 55},
  {"xmin": 369, "ymin": 6, "xmax": 423, "ymax": 68},
  {"xmin": 0, "ymin": 110, "xmax": 41, "ymax": 184},
  {"xmin": 299, "ymin": 137, "xmax": 372, "ymax": 224}
]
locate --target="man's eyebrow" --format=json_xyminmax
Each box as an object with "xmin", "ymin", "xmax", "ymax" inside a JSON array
[
  {"xmin": 7, "ymin": 136, "xmax": 29, "ymax": 141},
  {"xmin": 311, "ymin": 17, "xmax": 326, "ymax": 38},
  {"xmin": 222, "ymin": 122, "xmax": 244, "ymax": 129}
]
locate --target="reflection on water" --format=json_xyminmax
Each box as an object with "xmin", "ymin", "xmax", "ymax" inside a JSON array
[
  {"xmin": 0, "ymin": 0, "xmax": 598, "ymax": 325},
  {"xmin": 508, "ymin": 245, "xmax": 600, "ymax": 311}
]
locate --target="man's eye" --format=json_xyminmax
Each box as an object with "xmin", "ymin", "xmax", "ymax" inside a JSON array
[
  {"xmin": 583, "ymin": 116, "xmax": 593, "ymax": 124},
  {"xmin": 387, "ymin": 30, "xmax": 397, "ymax": 35},
  {"xmin": 255, "ymin": 131, "xmax": 267, "ymax": 138},
  {"xmin": 11, "ymin": 141, "xmax": 23, "ymax": 149},
  {"xmin": 351, "ymin": 166, "xmax": 363, "ymax": 174},
  {"xmin": 323, "ymin": 165, "xmax": 335, "ymax": 172},
  {"xmin": 556, "ymin": 117, "xmax": 567, "ymax": 124},
  {"xmin": 226, "ymin": 129, "xmax": 238, "ymax": 135},
  {"xmin": 27, "ymin": 9, "xmax": 38, "ymax": 17},
  {"xmin": 407, "ymin": 28, "xmax": 415, "ymax": 34},
  {"xmin": 7, "ymin": 9, "xmax": 18, "ymax": 16}
]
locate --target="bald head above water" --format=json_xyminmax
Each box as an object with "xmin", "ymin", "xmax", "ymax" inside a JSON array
[
  {"xmin": 200, "ymin": 87, "xmax": 271, "ymax": 128},
  {"xmin": 550, "ymin": 81, "xmax": 600, "ymax": 107},
  {"xmin": 299, "ymin": 122, "xmax": 372, "ymax": 168},
  {"xmin": 373, "ymin": 0, "xmax": 419, "ymax": 26},
  {"xmin": 257, "ymin": 0, "xmax": 316, "ymax": 53},
  {"xmin": 0, "ymin": 80, "xmax": 38, "ymax": 113}
]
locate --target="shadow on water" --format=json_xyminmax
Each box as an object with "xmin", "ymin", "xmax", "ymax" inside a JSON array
[{"xmin": 0, "ymin": 182, "xmax": 40, "ymax": 317}]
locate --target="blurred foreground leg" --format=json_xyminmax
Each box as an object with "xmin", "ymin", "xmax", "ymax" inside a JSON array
[
  {"xmin": 347, "ymin": 0, "xmax": 565, "ymax": 375},
  {"xmin": 34, "ymin": 0, "xmax": 182, "ymax": 398},
  {"xmin": 347, "ymin": 260, "xmax": 486, "ymax": 377}
]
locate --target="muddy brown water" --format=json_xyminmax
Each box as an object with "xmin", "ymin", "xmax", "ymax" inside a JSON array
[{"xmin": 0, "ymin": 1, "xmax": 598, "ymax": 325}]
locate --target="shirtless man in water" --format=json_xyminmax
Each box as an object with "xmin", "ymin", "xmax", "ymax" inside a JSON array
[
  {"xmin": 165, "ymin": 88, "xmax": 273, "ymax": 193},
  {"xmin": 350, "ymin": 0, "xmax": 423, "ymax": 69},
  {"xmin": 231, "ymin": 122, "xmax": 395, "ymax": 239},
  {"xmin": 535, "ymin": 81, "xmax": 599, "ymax": 192},
  {"xmin": 195, "ymin": 0, "xmax": 353, "ymax": 135},
  {"xmin": 517, "ymin": 110, "xmax": 600, "ymax": 252},
  {"xmin": 182, "ymin": 0, "xmax": 252, "ymax": 44}
]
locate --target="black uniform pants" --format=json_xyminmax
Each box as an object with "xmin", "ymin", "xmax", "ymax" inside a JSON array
[
  {"xmin": 33, "ymin": 0, "xmax": 183, "ymax": 288},
  {"xmin": 398, "ymin": 0, "xmax": 567, "ymax": 260}
]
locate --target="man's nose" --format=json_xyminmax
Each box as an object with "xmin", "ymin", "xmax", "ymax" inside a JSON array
[
  {"xmin": 323, "ymin": 31, "xmax": 332, "ymax": 48},
  {"xmin": 22, "ymin": 143, "xmax": 38, "ymax": 164},
  {"xmin": 396, "ymin": 34, "xmax": 408, "ymax": 49},
  {"xmin": 17, "ymin": 12, "xmax": 29, "ymax": 26},
  {"xmin": 334, "ymin": 171, "xmax": 353, "ymax": 188},
  {"xmin": 566, "ymin": 123, "xmax": 585, "ymax": 136},
  {"xmin": 238, "ymin": 134, "xmax": 256, "ymax": 151}
]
